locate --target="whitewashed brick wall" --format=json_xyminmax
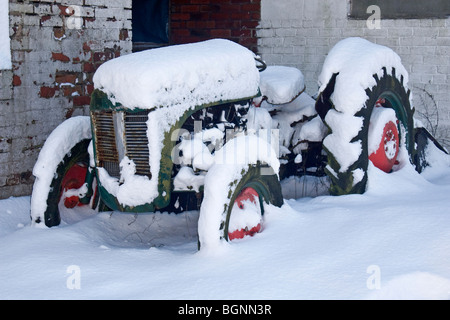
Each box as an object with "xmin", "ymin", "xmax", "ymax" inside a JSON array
[
  {"xmin": 0, "ymin": 0, "xmax": 132, "ymax": 198},
  {"xmin": 258, "ymin": 0, "xmax": 450, "ymax": 147}
]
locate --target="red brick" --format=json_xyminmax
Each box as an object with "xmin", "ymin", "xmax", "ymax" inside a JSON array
[
  {"xmin": 210, "ymin": 29, "xmax": 232, "ymax": 38},
  {"xmin": 53, "ymin": 27, "xmax": 65, "ymax": 39},
  {"xmin": 73, "ymin": 96, "xmax": 91, "ymax": 106},
  {"xmin": 12, "ymin": 75, "xmax": 21, "ymax": 87},
  {"xmin": 206, "ymin": 21, "xmax": 216, "ymax": 28},
  {"xmin": 170, "ymin": 0, "xmax": 261, "ymax": 51},
  {"xmin": 83, "ymin": 62, "xmax": 95, "ymax": 73},
  {"xmin": 220, "ymin": 4, "xmax": 242, "ymax": 13},
  {"xmin": 200, "ymin": 4, "xmax": 220, "ymax": 12},
  {"xmin": 40, "ymin": 15, "xmax": 51, "ymax": 24},
  {"xmin": 190, "ymin": 11, "xmax": 210, "ymax": 20},
  {"xmin": 119, "ymin": 29, "xmax": 129, "ymax": 41},
  {"xmin": 83, "ymin": 17, "xmax": 95, "ymax": 24},
  {"xmin": 83, "ymin": 42, "xmax": 91, "ymax": 52},
  {"xmin": 55, "ymin": 73, "xmax": 78, "ymax": 85},
  {"xmin": 241, "ymin": 3, "xmax": 260, "ymax": 12},
  {"xmin": 210, "ymin": 12, "xmax": 231, "ymax": 20},
  {"xmin": 86, "ymin": 84, "xmax": 94, "ymax": 95},
  {"xmin": 58, "ymin": 5, "xmax": 74, "ymax": 17},
  {"xmin": 215, "ymin": 20, "xmax": 240, "ymax": 29},
  {"xmin": 231, "ymin": 12, "xmax": 251, "ymax": 20},
  {"xmin": 232, "ymin": 29, "xmax": 252, "ymax": 37},
  {"xmin": 93, "ymin": 52, "xmax": 106, "ymax": 63},
  {"xmin": 238, "ymin": 36, "xmax": 257, "ymax": 47},
  {"xmin": 251, "ymin": 12, "xmax": 261, "ymax": 20},
  {"xmin": 62, "ymin": 85, "xmax": 82, "ymax": 98},
  {"xmin": 172, "ymin": 29, "xmax": 191, "ymax": 37},
  {"xmin": 40, "ymin": 86, "xmax": 57, "ymax": 99},
  {"xmin": 65, "ymin": 108, "xmax": 74, "ymax": 119},
  {"xmin": 243, "ymin": 20, "xmax": 259, "ymax": 29},
  {"xmin": 171, "ymin": 13, "xmax": 191, "ymax": 20},
  {"xmin": 180, "ymin": 5, "xmax": 200, "ymax": 13},
  {"xmin": 191, "ymin": 0, "xmax": 210, "ymax": 4},
  {"xmin": 52, "ymin": 52, "xmax": 70, "ymax": 63}
]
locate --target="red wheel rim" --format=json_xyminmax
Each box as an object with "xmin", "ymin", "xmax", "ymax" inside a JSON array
[
  {"xmin": 369, "ymin": 120, "xmax": 399, "ymax": 173},
  {"xmin": 60, "ymin": 163, "xmax": 88, "ymax": 208},
  {"xmin": 228, "ymin": 187, "xmax": 262, "ymax": 241}
]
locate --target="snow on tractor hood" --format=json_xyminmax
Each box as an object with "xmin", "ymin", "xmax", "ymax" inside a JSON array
[
  {"xmin": 93, "ymin": 39, "xmax": 261, "ymax": 110},
  {"xmin": 91, "ymin": 39, "xmax": 261, "ymax": 209}
]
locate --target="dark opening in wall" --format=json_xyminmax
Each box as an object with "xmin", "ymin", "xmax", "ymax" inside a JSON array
[{"xmin": 132, "ymin": 0, "xmax": 170, "ymax": 52}]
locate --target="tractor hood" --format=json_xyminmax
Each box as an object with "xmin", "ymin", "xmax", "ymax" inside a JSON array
[{"xmin": 93, "ymin": 39, "xmax": 260, "ymax": 111}]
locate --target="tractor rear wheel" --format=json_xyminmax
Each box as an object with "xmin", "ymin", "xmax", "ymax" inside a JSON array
[
  {"xmin": 322, "ymin": 67, "xmax": 415, "ymax": 195},
  {"xmin": 368, "ymin": 103, "xmax": 400, "ymax": 173}
]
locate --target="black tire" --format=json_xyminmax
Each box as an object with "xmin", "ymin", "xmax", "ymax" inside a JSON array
[
  {"xmin": 221, "ymin": 165, "xmax": 283, "ymax": 241},
  {"xmin": 321, "ymin": 67, "xmax": 415, "ymax": 195},
  {"xmin": 43, "ymin": 139, "xmax": 93, "ymax": 227}
]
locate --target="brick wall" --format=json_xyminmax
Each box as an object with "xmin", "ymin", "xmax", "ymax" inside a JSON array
[
  {"xmin": 0, "ymin": 0, "xmax": 262, "ymax": 200},
  {"xmin": 170, "ymin": 0, "xmax": 261, "ymax": 52},
  {"xmin": 258, "ymin": 0, "xmax": 450, "ymax": 148},
  {"xmin": 0, "ymin": 0, "xmax": 132, "ymax": 199}
]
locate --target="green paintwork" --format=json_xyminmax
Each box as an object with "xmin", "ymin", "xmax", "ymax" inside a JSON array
[{"xmin": 89, "ymin": 88, "xmax": 258, "ymax": 213}]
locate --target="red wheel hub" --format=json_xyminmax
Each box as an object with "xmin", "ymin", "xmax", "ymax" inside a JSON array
[
  {"xmin": 369, "ymin": 120, "xmax": 399, "ymax": 173},
  {"xmin": 60, "ymin": 163, "xmax": 88, "ymax": 208},
  {"xmin": 228, "ymin": 187, "xmax": 262, "ymax": 241}
]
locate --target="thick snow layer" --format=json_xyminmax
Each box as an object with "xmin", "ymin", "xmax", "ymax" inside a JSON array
[
  {"xmin": 297, "ymin": 115, "xmax": 328, "ymax": 142},
  {"xmin": 0, "ymin": 0, "xmax": 11, "ymax": 69},
  {"xmin": 259, "ymin": 66, "xmax": 305, "ymax": 104},
  {"xmin": 93, "ymin": 39, "xmax": 260, "ymax": 110},
  {"xmin": 323, "ymin": 109, "xmax": 363, "ymax": 172},
  {"xmin": 30, "ymin": 117, "xmax": 92, "ymax": 225},
  {"xmin": 227, "ymin": 200, "xmax": 262, "ymax": 233},
  {"xmin": 116, "ymin": 157, "xmax": 157, "ymax": 207},
  {"xmin": 2, "ymin": 158, "xmax": 450, "ymax": 299},
  {"xmin": 368, "ymin": 107, "xmax": 398, "ymax": 155},
  {"xmin": 246, "ymin": 92, "xmax": 318, "ymax": 156},
  {"xmin": 92, "ymin": 39, "xmax": 259, "ymax": 207},
  {"xmin": 319, "ymin": 38, "xmax": 409, "ymax": 173},
  {"xmin": 318, "ymin": 37, "xmax": 408, "ymax": 115},
  {"xmin": 173, "ymin": 166, "xmax": 205, "ymax": 192},
  {"xmin": 96, "ymin": 157, "xmax": 160, "ymax": 208},
  {"xmin": 198, "ymin": 134, "xmax": 280, "ymax": 251}
]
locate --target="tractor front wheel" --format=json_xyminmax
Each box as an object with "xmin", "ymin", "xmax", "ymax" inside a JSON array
[{"xmin": 42, "ymin": 139, "xmax": 98, "ymax": 227}]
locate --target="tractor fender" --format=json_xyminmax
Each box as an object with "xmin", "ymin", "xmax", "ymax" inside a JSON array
[{"xmin": 31, "ymin": 116, "xmax": 92, "ymax": 226}]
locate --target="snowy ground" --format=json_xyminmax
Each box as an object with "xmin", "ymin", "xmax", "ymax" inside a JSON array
[{"xmin": 1, "ymin": 161, "xmax": 450, "ymax": 300}]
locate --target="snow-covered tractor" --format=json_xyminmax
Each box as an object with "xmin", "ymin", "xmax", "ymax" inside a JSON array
[{"xmin": 30, "ymin": 38, "xmax": 447, "ymax": 249}]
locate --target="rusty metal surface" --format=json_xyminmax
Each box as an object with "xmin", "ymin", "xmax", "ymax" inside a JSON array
[
  {"xmin": 124, "ymin": 111, "xmax": 151, "ymax": 178},
  {"xmin": 92, "ymin": 110, "xmax": 151, "ymax": 179},
  {"xmin": 91, "ymin": 111, "xmax": 120, "ymax": 178}
]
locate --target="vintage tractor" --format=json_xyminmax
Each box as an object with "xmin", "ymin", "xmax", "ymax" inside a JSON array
[{"xmin": 30, "ymin": 38, "xmax": 447, "ymax": 249}]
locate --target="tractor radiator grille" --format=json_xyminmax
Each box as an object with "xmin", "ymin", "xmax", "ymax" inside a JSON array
[
  {"xmin": 124, "ymin": 111, "xmax": 151, "ymax": 178},
  {"xmin": 91, "ymin": 111, "xmax": 120, "ymax": 178},
  {"xmin": 91, "ymin": 110, "xmax": 151, "ymax": 179}
]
